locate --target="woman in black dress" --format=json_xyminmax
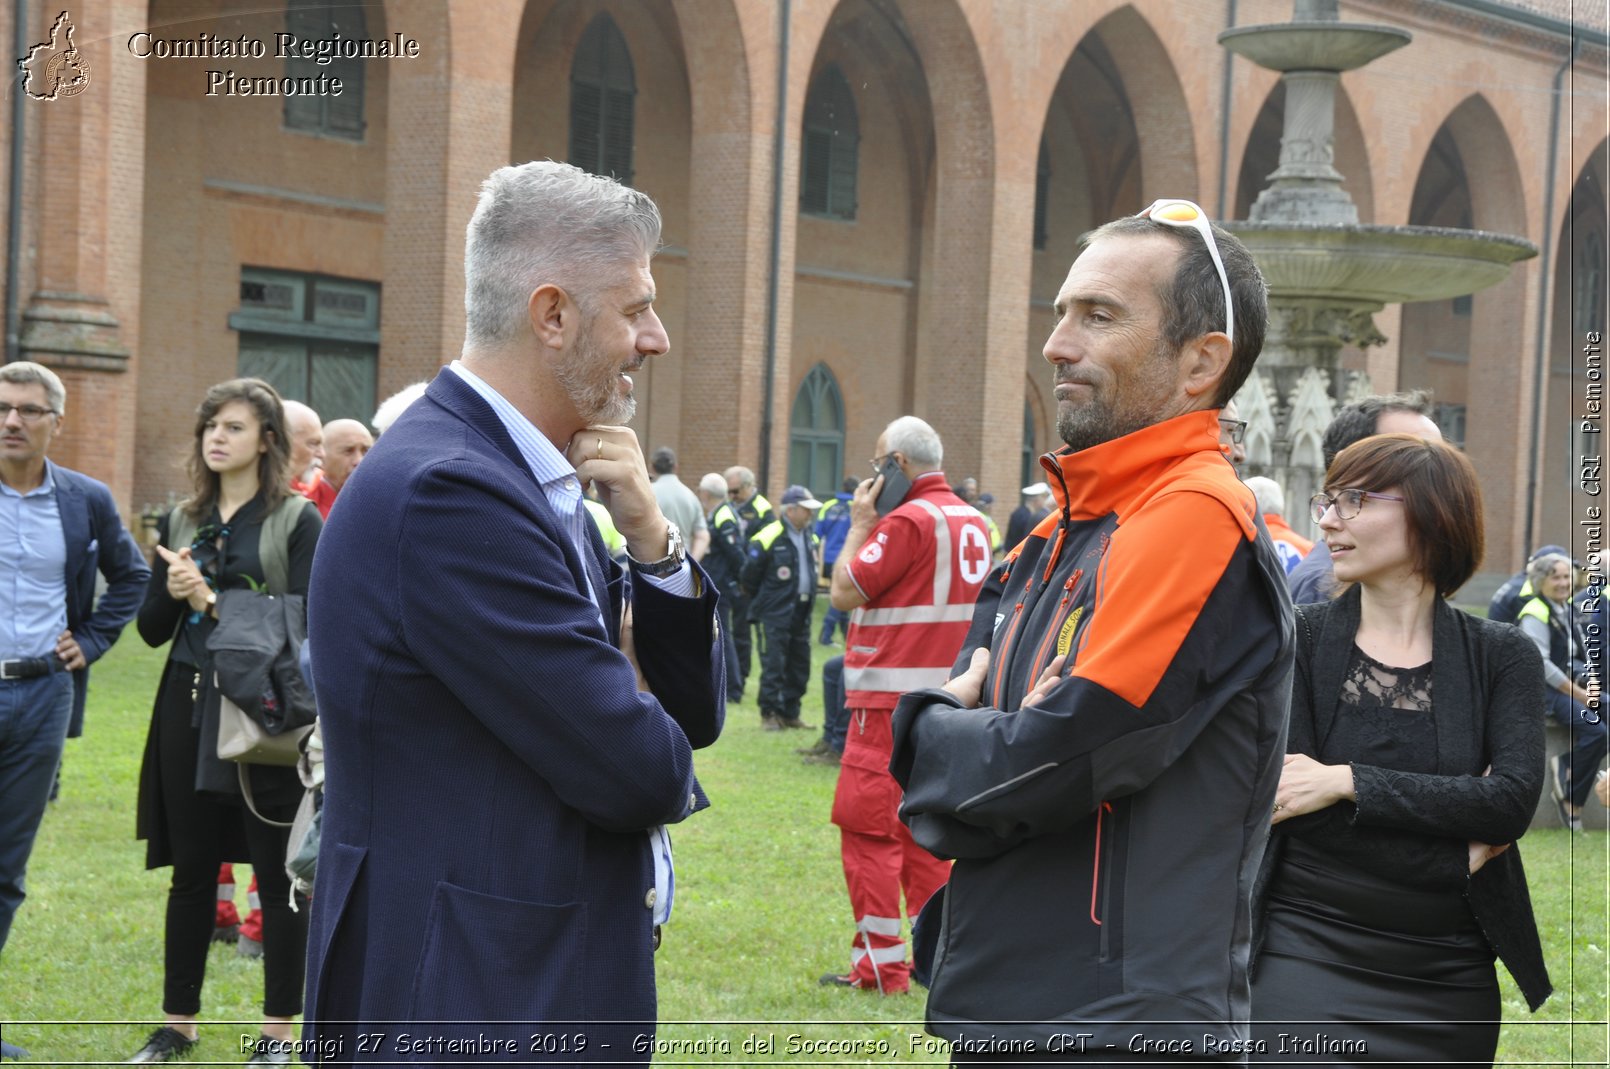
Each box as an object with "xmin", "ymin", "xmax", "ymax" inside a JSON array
[
  {"xmin": 130, "ymin": 378, "xmax": 322, "ymax": 1065},
  {"xmin": 1251, "ymin": 433, "xmax": 1550, "ymax": 1065}
]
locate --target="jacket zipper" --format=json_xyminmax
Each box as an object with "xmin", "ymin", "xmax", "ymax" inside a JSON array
[
  {"xmin": 1025, "ymin": 569, "xmax": 1084, "ymax": 688},
  {"xmin": 989, "ymin": 580, "xmax": 1032, "ymax": 712},
  {"xmin": 1090, "ymin": 801, "xmax": 1114, "ymax": 958}
]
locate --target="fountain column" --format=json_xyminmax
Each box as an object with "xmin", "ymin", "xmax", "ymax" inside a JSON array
[{"xmin": 1218, "ymin": 2, "xmax": 1533, "ymax": 533}]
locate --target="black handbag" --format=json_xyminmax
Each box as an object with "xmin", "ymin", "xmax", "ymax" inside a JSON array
[{"xmin": 206, "ymin": 589, "xmax": 317, "ymax": 821}]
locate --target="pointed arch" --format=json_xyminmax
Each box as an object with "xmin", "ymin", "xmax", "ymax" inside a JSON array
[
  {"xmin": 1401, "ymin": 92, "xmax": 1530, "ymax": 570},
  {"xmin": 789, "ymin": 363, "xmax": 846, "ymax": 495}
]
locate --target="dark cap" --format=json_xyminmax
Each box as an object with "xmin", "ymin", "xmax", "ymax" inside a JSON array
[{"xmin": 780, "ymin": 484, "xmax": 823, "ymax": 510}]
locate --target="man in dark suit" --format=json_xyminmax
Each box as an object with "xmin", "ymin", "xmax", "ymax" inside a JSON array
[
  {"xmin": 303, "ymin": 162, "xmax": 724, "ymax": 1064},
  {"xmin": 0, "ymin": 362, "xmax": 149, "ymax": 979}
]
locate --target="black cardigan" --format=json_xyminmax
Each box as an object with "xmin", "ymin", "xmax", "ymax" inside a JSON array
[{"xmin": 1252, "ymin": 586, "xmax": 1552, "ymax": 1011}]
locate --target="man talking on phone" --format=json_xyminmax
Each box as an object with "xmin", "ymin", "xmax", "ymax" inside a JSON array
[{"xmin": 817, "ymin": 416, "xmax": 990, "ymax": 994}]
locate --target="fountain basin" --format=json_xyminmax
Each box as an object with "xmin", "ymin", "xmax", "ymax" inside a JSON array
[
  {"xmin": 1223, "ymin": 223, "xmax": 1537, "ymax": 307},
  {"xmin": 1219, "ymin": 22, "xmax": 1411, "ymax": 72}
]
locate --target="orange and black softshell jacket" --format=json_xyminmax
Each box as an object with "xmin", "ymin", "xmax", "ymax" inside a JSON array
[{"xmin": 890, "ymin": 409, "xmax": 1294, "ymax": 1058}]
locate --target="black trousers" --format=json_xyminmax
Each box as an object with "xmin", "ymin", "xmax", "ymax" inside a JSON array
[
  {"xmin": 732, "ymin": 592, "xmax": 755, "ymax": 691},
  {"xmin": 757, "ymin": 598, "xmax": 814, "ymax": 719},
  {"xmin": 154, "ymin": 668, "xmax": 306, "ymax": 1017}
]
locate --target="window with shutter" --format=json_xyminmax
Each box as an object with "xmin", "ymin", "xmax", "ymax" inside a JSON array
[
  {"xmin": 800, "ymin": 65, "xmax": 858, "ymax": 221},
  {"xmin": 283, "ymin": 0, "xmax": 366, "ymax": 140},
  {"xmin": 1033, "ymin": 138, "xmax": 1051, "ymax": 250},
  {"xmin": 1578, "ymin": 230, "xmax": 1606, "ymax": 336},
  {"xmin": 234, "ymin": 269, "xmax": 381, "ymax": 424},
  {"xmin": 570, "ymin": 16, "xmax": 636, "ymax": 185}
]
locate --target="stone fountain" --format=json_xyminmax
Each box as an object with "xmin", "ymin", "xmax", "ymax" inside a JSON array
[{"xmin": 1218, "ymin": 0, "xmax": 1536, "ymax": 519}]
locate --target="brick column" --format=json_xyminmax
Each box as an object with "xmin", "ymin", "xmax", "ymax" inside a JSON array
[
  {"xmin": 15, "ymin": 0, "xmax": 147, "ymax": 511},
  {"xmin": 675, "ymin": 0, "xmax": 773, "ymax": 483},
  {"xmin": 901, "ymin": 0, "xmax": 1019, "ymax": 512},
  {"xmin": 379, "ymin": 0, "xmax": 523, "ymax": 391}
]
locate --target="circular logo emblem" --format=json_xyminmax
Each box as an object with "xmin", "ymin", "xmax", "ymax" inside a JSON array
[
  {"xmin": 859, "ymin": 542, "xmax": 884, "ymax": 565},
  {"xmin": 958, "ymin": 525, "xmax": 991, "ymax": 585},
  {"xmin": 777, "ymin": 566, "xmax": 791, "ymax": 581}
]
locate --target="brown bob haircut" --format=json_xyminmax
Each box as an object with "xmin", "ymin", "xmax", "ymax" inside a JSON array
[{"xmin": 1324, "ymin": 433, "xmax": 1484, "ymax": 598}]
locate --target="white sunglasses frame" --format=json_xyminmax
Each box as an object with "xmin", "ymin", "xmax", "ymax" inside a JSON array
[{"xmin": 1135, "ymin": 198, "xmax": 1235, "ymax": 349}]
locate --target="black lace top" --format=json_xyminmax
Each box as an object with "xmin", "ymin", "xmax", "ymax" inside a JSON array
[{"xmin": 1320, "ymin": 646, "xmax": 1436, "ymax": 774}]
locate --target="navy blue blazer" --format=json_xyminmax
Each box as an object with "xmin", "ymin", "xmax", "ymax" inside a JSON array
[
  {"xmin": 302, "ymin": 370, "xmax": 724, "ymax": 1063},
  {"xmin": 47, "ymin": 462, "xmax": 151, "ymax": 737}
]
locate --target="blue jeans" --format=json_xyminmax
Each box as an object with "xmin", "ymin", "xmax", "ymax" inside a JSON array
[
  {"xmin": 1547, "ymin": 689, "xmax": 1609, "ymax": 808},
  {"xmin": 0, "ymin": 670, "xmax": 73, "ymax": 954},
  {"xmin": 819, "ymin": 606, "xmax": 849, "ymax": 645},
  {"xmin": 821, "ymin": 655, "xmax": 849, "ymax": 753}
]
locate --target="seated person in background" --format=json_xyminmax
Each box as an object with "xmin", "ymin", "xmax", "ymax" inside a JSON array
[
  {"xmin": 1517, "ymin": 551, "xmax": 1607, "ymax": 830},
  {"xmin": 1488, "ymin": 542, "xmax": 1570, "ymax": 626}
]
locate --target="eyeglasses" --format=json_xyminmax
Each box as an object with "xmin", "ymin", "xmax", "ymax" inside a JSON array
[
  {"xmin": 1134, "ymin": 199, "xmax": 1234, "ymax": 347},
  {"xmin": 869, "ymin": 452, "xmax": 899, "ymax": 474},
  {"xmin": 1310, "ymin": 489, "xmax": 1406, "ymax": 524},
  {"xmin": 727, "ymin": 488, "xmax": 741, "ymax": 498},
  {"xmin": 0, "ymin": 402, "xmax": 59, "ymax": 423},
  {"xmin": 1218, "ymin": 417, "xmax": 1247, "ymax": 445}
]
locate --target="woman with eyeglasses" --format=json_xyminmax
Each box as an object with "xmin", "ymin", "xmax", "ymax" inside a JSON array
[
  {"xmin": 131, "ymin": 379, "xmax": 322, "ymax": 1065},
  {"xmin": 1249, "ymin": 433, "xmax": 1550, "ymax": 1063},
  {"xmin": 1515, "ymin": 551, "xmax": 1606, "ymax": 831}
]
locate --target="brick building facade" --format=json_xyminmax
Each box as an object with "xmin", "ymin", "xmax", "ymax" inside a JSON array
[{"xmin": 4, "ymin": 0, "xmax": 1606, "ymax": 584}]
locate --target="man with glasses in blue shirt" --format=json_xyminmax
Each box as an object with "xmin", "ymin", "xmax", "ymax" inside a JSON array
[{"xmin": 0, "ymin": 362, "xmax": 148, "ymax": 1006}]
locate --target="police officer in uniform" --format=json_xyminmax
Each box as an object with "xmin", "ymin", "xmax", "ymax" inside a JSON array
[
  {"xmin": 698, "ymin": 473, "xmax": 745, "ymax": 703},
  {"xmin": 724, "ymin": 465, "xmax": 773, "ymax": 700},
  {"xmin": 741, "ymin": 484, "xmax": 819, "ymax": 731}
]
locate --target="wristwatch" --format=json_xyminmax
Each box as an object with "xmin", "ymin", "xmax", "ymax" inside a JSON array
[{"xmin": 627, "ymin": 523, "xmax": 686, "ymax": 578}]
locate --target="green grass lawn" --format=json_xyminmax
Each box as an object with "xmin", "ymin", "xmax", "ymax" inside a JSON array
[{"xmin": 1, "ymin": 616, "xmax": 1606, "ymax": 1066}]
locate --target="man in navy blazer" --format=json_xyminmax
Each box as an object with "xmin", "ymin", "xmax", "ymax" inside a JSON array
[
  {"xmin": 303, "ymin": 163, "xmax": 724, "ymax": 1064},
  {"xmin": 0, "ymin": 361, "xmax": 149, "ymax": 968}
]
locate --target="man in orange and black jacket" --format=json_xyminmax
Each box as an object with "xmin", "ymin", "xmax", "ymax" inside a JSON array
[{"xmin": 890, "ymin": 202, "xmax": 1294, "ymax": 1062}]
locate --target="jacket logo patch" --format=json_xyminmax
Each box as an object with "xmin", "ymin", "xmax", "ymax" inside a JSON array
[
  {"xmin": 1056, "ymin": 606, "xmax": 1085, "ymax": 658},
  {"xmin": 958, "ymin": 525, "xmax": 991, "ymax": 585},
  {"xmin": 777, "ymin": 566, "xmax": 791, "ymax": 581},
  {"xmin": 859, "ymin": 542, "xmax": 884, "ymax": 564}
]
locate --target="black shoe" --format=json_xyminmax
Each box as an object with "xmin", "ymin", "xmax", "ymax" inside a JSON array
[
  {"xmin": 780, "ymin": 717, "xmax": 813, "ymax": 730},
  {"xmin": 795, "ymin": 739, "xmax": 830, "ymax": 756},
  {"xmin": 819, "ymin": 971, "xmax": 857, "ymax": 987},
  {"xmin": 245, "ymin": 1036, "xmax": 293, "ymax": 1066},
  {"xmin": 237, "ymin": 934, "xmax": 264, "ymax": 959},
  {"xmin": 760, "ymin": 715, "xmax": 783, "ymax": 732},
  {"xmin": 802, "ymin": 750, "xmax": 841, "ymax": 767},
  {"xmin": 127, "ymin": 1026, "xmax": 197, "ymax": 1063},
  {"xmin": 211, "ymin": 923, "xmax": 240, "ymax": 944}
]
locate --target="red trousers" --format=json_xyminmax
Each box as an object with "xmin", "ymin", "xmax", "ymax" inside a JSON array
[
  {"xmin": 830, "ymin": 708, "xmax": 949, "ymax": 994},
  {"xmin": 215, "ymin": 864, "xmax": 263, "ymax": 941}
]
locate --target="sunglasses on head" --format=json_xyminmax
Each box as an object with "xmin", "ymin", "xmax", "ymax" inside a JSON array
[{"xmin": 1134, "ymin": 199, "xmax": 1234, "ymax": 348}]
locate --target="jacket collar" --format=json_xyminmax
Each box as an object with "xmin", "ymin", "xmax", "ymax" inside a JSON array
[
  {"xmin": 424, "ymin": 367, "xmax": 537, "ymax": 485},
  {"xmin": 1040, "ymin": 409, "xmax": 1225, "ymax": 521}
]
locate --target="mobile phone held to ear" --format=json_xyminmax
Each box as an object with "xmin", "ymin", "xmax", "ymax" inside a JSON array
[{"xmin": 874, "ymin": 457, "xmax": 912, "ymax": 516}]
